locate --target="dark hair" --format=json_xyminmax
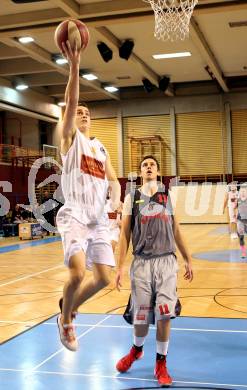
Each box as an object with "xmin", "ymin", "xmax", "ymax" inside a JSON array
[
  {"xmin": 77, "ymin": 101, "xmax": 89, "ymax": 109},
  {"xmin": 139, "ymin": 155, "xmax": 160, "ymax": 171}
]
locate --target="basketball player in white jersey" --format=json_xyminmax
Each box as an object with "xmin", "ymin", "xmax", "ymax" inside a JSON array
[
  {"xmin": 56, "ymin": 41, "xmax": 121, "ymax": 351},
  {"xmin": 86, "ymin": 187, "xmax": 122, "ymax": 271},
  {"xmin": 236, "ymin": 183, "xmax": 247, "ymax": 258},
  {"xmin": 105, "ymin": 186, "xmax": 122, "ymax": 253},
  {"xmin": 223, "ymin": 182, "xmax": 238, "ymax": 239}
]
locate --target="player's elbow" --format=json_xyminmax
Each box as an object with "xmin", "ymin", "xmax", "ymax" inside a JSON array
[{"xmin": 107, "ymin": 173, "xmax": 119, "ymax": 183}]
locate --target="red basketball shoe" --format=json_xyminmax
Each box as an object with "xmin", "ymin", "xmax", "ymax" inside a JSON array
[
  {"xmin": 116, "ymin": 346, "xmax": 144, "ymax": 373},
  {"xmin": 57, "ymin": 314, "xmax": 78, "ymax": 351},
  {"xmin": 154, "ymin": 358, "xmax": 173, "ymax": 387}
]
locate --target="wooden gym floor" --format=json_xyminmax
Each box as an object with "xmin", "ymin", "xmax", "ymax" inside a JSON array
[{"xmin": 0, "ymin": 224, "xmax": 247, "ymax": 344}]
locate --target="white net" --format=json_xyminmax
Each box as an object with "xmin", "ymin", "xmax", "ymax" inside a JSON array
[{"xmin": 143, "ymin": 0, "xmax": 198, "ymax": 41}]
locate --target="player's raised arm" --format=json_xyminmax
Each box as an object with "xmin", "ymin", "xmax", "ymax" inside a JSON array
[{"xmin": 60, "ymin": 41, "xmax": 80, "ymax": 154}]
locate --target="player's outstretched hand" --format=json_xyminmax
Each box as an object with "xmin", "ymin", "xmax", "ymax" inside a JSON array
[
  {"xmin": 61, "ymin": 40, "xmax": 80, "ymax": 67},
  {"xmin": 115, "ymin": 268, "xmax": 124, "ymax": 291},
  {"xmin": 184, "ymin": 260, "xmax": 193, "ymax": 282}
]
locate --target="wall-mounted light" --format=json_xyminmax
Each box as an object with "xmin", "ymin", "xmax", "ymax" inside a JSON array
[
  {"xmin": 97, "ymin": 42, "xmax": 113, "ymax": 63},
  {"xmin": 119, "ymin": 39, "xmax": 134, "ymax": 60},
  {"xmin": 159, "ymin": 76, "xmax": 170, "ymax": 92},
  {"xmin": 142, "ymin": 78, "xmax": 155, "ymax": 93}
]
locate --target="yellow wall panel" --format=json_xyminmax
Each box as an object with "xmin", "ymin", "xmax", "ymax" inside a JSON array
[
  {"xmin": 123, "ymin": 115, "xmax": 171, "ymax": 176},
  {"xmin": 90, "ymin": 118, "xmax": 119, "ymax": 175},
  {"xmin": 176, "ymin": 112, "xmax": 224, "ymax": 176},
  {"xmin": 231, "ymin": 110, "xmax": 247, "ymax": 174}
]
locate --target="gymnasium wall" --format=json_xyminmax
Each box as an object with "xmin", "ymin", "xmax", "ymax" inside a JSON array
[
  {"xmin": 79, "ymin": 91, "xmax": 247, "ymax": 178},
  {"xmin": 5, "ymin": 112, "xmax": 39, "ymax": 149},
  {"xmin": 89, "ymin": 91, "xmax": 247, "ymax": 117},
  {"xmin": 0, "ymin": 164, "xmax": 56, "ymax": 209},
  {"xmin": 0, "ymin": 76, "xmax": 60, "ymax": 120}
]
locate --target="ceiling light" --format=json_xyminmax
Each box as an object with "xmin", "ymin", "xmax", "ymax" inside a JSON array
[
  {"xmin": 58, "ymin": 102, "xmax": 66, "ymax": 107},
  {"xmin": 153, "ymin": 52, "xmax": 191, "ymax": 59},
  {"xmin": 52, "ymin": 54, "xmax": 68, "ymax": 65},
  {"xmin": 82, "ymin": 73, "xmax": 98, "ymax": 81},
  {"xmin": 104, "ymin": 86, "xmax": 118, "ymax": 93},
  {"xmin": 97, "ymin": 42, "xmax": 113, "ymax": 63},
  {"xmin": 55, "ymin": 57, "xmax": 68, "ymax": 65},
  {"xmin": 18, "ymin": 36, "xmax": 34, "ymax": 44},
  {"xmin": 16, "ymin": 84, "xmax": 28, "ymax": 91}
]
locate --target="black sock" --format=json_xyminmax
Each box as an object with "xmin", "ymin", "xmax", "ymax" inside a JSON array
[
  {"xmin": 133, "ymin": 344, "xmax": 143, "ymax": 353},
  {"xmin": 156, "ymin": 353, "xmax": 166, "ymax": 361}
]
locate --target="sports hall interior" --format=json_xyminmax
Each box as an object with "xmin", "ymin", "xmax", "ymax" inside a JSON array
[{"xmin": 0, "ymin": 1, "xmax": 247, "ymax": 389}]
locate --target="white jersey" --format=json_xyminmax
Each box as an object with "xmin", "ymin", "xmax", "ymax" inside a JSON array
[
  {"xmin": 59, "ymin": 129, "xmax": 108, "ymax": 225},
  {"xmin": 228, "ymin": 190, "xmax": 238, "ymax": 208},
  {"xmin": 105, "ymin": 199, "xmax": 120, "ymax": 230}
]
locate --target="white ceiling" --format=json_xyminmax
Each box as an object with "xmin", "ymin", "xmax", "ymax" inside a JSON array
[
  {"xmin": 0, "ymin": 0, "xmax": 246, "ymax": 103},
  {"xmin": 0, "ymin": 0, "xmax": 54, "ymax": 16},
  {"xmin": 197, "ymin": 9, "xmax": 247, "ymax": 75}
]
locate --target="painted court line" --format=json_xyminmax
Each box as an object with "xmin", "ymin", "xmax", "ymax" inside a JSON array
[
  {"xmin": 193, "ymin": 267, "xmax": 247, "ymax": 271},
  {"xmin": 0, "ymin": 368, "xmax": 246, "ymax": 388},
  {"xmin": 0, "ymin": 264, "xmax": 63, "ymax": 288},
  {"xmin": 1, "ymin": 320, "xmax": 247, "ymax": 334},
  {"xmin": 31, "ymin": 314, "xmax": 117, "ymax": 371}
]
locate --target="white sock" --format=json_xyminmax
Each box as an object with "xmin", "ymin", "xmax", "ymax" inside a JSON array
[
  {"xmin": 133, "ymin": 335, "xmax": 145, "ymax": 347},
  {"xmin": 156, "ymin": 340, "xmax": 169, "ymax": 356}
]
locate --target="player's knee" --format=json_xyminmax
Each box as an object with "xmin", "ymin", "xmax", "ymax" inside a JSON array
[
  {"xmin": 70, "ymin": 272, "xmax": 84, "ymax": 288},
  {"xmin": 97, "ymin": 274, "xmax": 111, "ymax": 288},
  {"xmin": 240, "ymin": 235, "xmax": 245, "ymax": 245}
]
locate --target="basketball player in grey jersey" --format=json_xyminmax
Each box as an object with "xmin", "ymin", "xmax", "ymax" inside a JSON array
[
  {"xmin": 236, "ymin": 183, "xmax": 247, "ymax": 258},
  {"xmin": 115, "ymin": 155, "xmax": 193, "ymax": 387}
]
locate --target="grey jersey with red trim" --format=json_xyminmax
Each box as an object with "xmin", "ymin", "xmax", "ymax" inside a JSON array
[
  {"xmin": 237, "ymin": 198, "xmax": 247, "ymax": 221},
  {"xmin": 131, "ymin": 189, "xmax": 176, "ymax": 258}
]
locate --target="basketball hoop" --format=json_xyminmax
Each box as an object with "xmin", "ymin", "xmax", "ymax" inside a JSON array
[{"xmin": 143, "ymin": 0, "xmax": 198, "ymax": 41}]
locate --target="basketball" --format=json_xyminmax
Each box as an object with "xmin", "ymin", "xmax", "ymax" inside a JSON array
[{"xmin": 54, "ymin": 19, "xmax": 90, "ymax": 53}]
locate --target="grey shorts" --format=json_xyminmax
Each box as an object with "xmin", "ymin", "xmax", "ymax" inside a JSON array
[
  {"xmin": 130, "ymin": 254, "xmax": 178, "ymax": 325},
  {"xmin": 237, "ymin": 220, "xmax": 247, "ymax": 235}
]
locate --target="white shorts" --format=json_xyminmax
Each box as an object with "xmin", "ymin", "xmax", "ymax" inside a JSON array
[
  {"xmin": 109, "ymin": 227, "xmax": 120, "ymax": 243},
  {"xmin": 228, "ymin": 207, "xmax": 237, "ymax": 223},
  {"xmin": 56, "ymin": 211, "xmax": 115, "ymax": 270}
]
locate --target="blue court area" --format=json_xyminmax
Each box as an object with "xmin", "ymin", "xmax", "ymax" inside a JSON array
[
  {"xmin": 1, "ymin": 314, "xmax": 246, "ymax": 389},
  {"xmin": 208, "ymin": 226, "xmax": 246, "ymax": 237},
  {"xmin": 0, "ymin": 236, "xmax": 61, "ymax": 254},
  {"xmin": 193, "ymin": 250, "xmax": 246, "ymax": 263},
  {"xmin": 208, "ymin": 226, "xmax": 230, "ymax": 236}
]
